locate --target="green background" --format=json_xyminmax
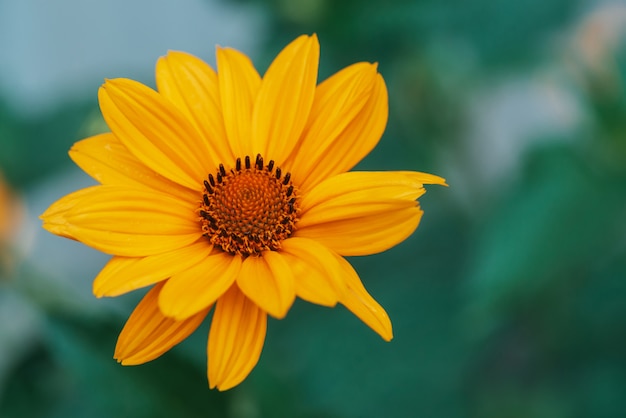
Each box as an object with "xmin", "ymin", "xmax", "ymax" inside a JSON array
[{"xmin": 1, "ymin": 0, "xmax": 626, "ymax": 417}]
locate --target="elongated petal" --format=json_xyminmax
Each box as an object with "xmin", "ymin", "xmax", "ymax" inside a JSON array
[
  {"xmin": 208, "ymin": 285, "xmax": 267, "ymax": 391},
  {"xmin": 217, "ymin": 47, "xmax": 261, "ymax": 158},
  {"xmin": 251, "ymin": 34, "xmax": 319, "ymax": 164},
  {"xmin": 237, "ymin": 251, "xmax": 295, "ymax": 319},
  {"xmin": 159, "ymin": 251, "xmax": 242, "ymax": 319},
  {"xmin": 288, "ymin": 65, "xmax": 388, "ymax": 192},
  {"xmin": 285, "ymin": 63, "xmax": 376, "ymax": 183},
  {"xmin": 115, "ymin": 282, "xmax": 209, "ymax": 365},
  {"xmin": 69, "ymin": 133, "xmax": 197, "ymax": 203},
  {"xmin": 99, "ymin": 78, "xmax": 207, "ymax": 189},
  {"xmin": 334, "ymin": 254, "xmax": 393, "ymax": 341},
  {"xmin": 280, "ymin": 237, "xmax": 346, "ymax": 306},
  {"xmin": 301, "ymin": 171, "xmax": 447, "ymax": 209},
  {"xmin": 41, "ymin": 185, "xmax": 200, "ymax": 257},
  {"xmin": 156, "ymin": 51, "xmax": 233, "ymax": 166},
  {"xmin": 40, "ymin": 186, "xmax": 101, "ymax": 240},
  {"xmin": 295, "ymin": 171, "xmax": 446, "ymax": 255},
  {"xmin": 93, "ymin": 241, "xmax": 212, "ymax": 297},
  {"xmin": 299, "ymin": 171, "xmax": 442, "ymax": 223},
  {"xmin": 297, "ymin": 206, "xmax": 423, "ymax": 256}
]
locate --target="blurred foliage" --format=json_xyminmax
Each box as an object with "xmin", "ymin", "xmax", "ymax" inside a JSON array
[
  {"xmin": 2, "ymin": 0, "xmax": 626, "ymax": 417},
  {"xmin": 0, "ymin": 99, "xmax": 94, "ymax": 188},
  {"xmin": 2, "ymin": 314, "xmax": 229, "ymax": 418}
]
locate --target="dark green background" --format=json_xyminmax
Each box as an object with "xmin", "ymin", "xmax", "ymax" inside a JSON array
[{"xmin": 2, "ymin": 0, "xmax": 625, "ymax": 417}]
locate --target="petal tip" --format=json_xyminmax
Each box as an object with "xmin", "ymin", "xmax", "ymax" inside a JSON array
[
  {"xmin": 381, "ymin": 330, "xmax": 394, "ymax": 342},
  {"xmin": 430, "ymin": 175, "xmax": 449, "ymax": 187},
  {"xmin": 213, "ymin": 380, "xmax": 238, "ymax": 392}
]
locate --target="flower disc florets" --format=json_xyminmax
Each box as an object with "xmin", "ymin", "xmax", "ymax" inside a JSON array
[{"xmin": 199, "ymin": 154, "xmax": 299, "ymax": 256}]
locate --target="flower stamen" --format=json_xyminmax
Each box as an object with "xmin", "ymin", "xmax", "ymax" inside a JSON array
[{"xmin": 199, "ymin": 154, "xmax": 300, "ymax": 257}]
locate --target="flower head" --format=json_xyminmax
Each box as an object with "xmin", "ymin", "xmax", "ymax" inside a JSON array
[{"xmin": 41, "ymin": 34, "xmax": 446, "ymax": 390}]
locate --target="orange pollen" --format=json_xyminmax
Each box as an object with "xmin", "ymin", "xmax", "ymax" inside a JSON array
[{"xmin": 198, "ymin": 154, "xmax": 300, "ymax": 257}]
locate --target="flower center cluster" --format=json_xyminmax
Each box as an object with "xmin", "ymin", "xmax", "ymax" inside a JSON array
[{"xmin": 199, "ymin": 154, "xmax": 300, "ymax": 257}]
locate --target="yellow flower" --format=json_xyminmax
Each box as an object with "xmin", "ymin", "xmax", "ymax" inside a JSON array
[
  {"xmin": 0, "ymin": 171, "xmax": 20, "ymax": 278},
  {"xmin": 41, "ymin": 34, "xmax": 446, "ymax": 390},
  {"xmin": 0, "ymin": 173, "xmax": 10, "ymax": 247}
]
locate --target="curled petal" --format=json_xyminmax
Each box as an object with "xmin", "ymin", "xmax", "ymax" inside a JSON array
[
  {"xmin": 115, "ymin": 282, "xmax": 209, "ymax": 365},
  {"xmin": 333, "ymin": 254, "xmax": 393, "ymax": 341},
  {"xmin": 237, "ymin": 251, "xmax": 295, "ymax": 319},
  {"xmin": 280, "ymin": 237, "xmax": 346, "ymax": 306},
  {"xmin": 159, "ymin": 251, "xmax": 242, "ymax": 320},
  {"xmin": 93, "ymin": 241, "xmax": 212, "ymax": 297},
  {"xmin": 208, "ymin": 285, "xmax": 267, "ymax": 391}
]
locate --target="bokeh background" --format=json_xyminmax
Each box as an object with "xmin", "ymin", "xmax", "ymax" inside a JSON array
[{"xmin": 1, "ymin": 0, "xmax": 625, "ymax": 417}]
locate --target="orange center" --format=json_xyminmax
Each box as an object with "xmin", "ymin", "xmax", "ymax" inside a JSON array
[{"xmin": 199, "ymin": 154, "xmax": 299, "ymax": 257}]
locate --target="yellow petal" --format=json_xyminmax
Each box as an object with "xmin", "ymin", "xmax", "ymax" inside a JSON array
[
  {"xmin": 208, "ymin": 285, "xmax": 267, "ymax": 391},
  {"xmin": 216, "ymin": 47, "xmax": 261, "ymax": 158},
  {"xmin": 299, "ymin": 171, "xmax": 441, "ymax": 225},
  {"xmin": 295, "ymin": 171, "xmax": 446, "ymax": 255},
  {"xmin": 156, "ymin": 51, "xmax": 233, "ymax": 167},
  {"xmin": 333, "ymin": 254, "xmax": 393, "ymax": 341},
  {"xmin": 159, "ymin": 251, "xmax": 242, "ymax": 320},
  {"xmin": 237, "ymin": 251, "xmax": 295, "ymax": 319},
  {"xmin": 288, "ymin": 65, "xmax": 388, "ymax": 192},
  {"xmin": 40, "ymin": 186, "xmax": 99, "ymax": 240},
  {"xmin": 41, "ymin": 185, "xmax": 200, "ymax": 257},
  {"xmin": 285, "ymin": 62, "xmax": 375, "ymax": 184},
  {"xmin": 296, "ymin": 206, "xmax": 423, "ymax": 256},
  {"xmin": 251, "ymin": 34, "xmax": 319, "ymax": 164},
  {"xmin": 99, "ymin": 78, "xmax": 207, "ymax": 190},
  {"xmin": 93, "ymin": 241, "xmax": 212, "ymax": 297},
  {"xmin": 280, "ymin": 237, "xmax": 346, "ymax": 306},
  {"xmin": 115, "ymin": 282, "xmax": 209, "ymax": 365},
  {"xmin": 69, "ymin": 133, "xmax": 197, "ymax": 203}
]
